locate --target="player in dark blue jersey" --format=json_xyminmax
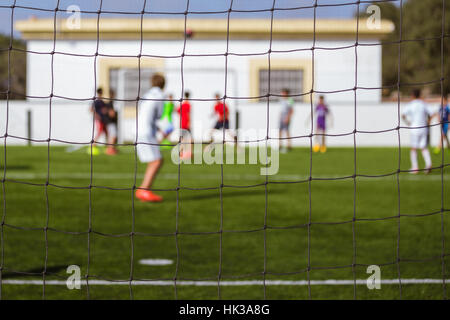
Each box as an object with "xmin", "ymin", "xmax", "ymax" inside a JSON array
[
  {"xmin": 434, "ymin": 93, "xmax": 450, "ymax": 153},
  {"xmin": 90, "ymin": 87, "xmax": 109, "ymax": 155}
]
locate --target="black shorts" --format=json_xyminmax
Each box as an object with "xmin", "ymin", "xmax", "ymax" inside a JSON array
[{"xmin": 214, "ymin": 120, "xmax": 229, "ymax": 130}]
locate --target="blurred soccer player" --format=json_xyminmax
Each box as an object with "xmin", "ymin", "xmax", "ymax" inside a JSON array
[
  {"xmin": 177, "ymin": 91, "xmax": 192, "ymax": 159},
  {"xmin": 213, "ymin": 93, "xmax": 229, "ymax": 130},
  {"xmin": 208, "ymin": 93, "xmax": 234, "ymax": 142},
  {"xmin": 160, "ymin": 93, "xmax": 175, "ymax": 149},
  {"xmin": 401, "ymin": 88, "xmax": 435, "ymax": 174},
  {"xmin": 279, "ymin": 88, "xmax": 294, "ymax": 153},
  {"xmin": 135, "ymin": 74, "xmax": 167, "ymax": 202},
  {"xmin": 90, "ymin": 87, "xmax": 109, "ymax": 155},
  {"xmin": 313, "ymin": 95, "xmax": 330, "ymax": 153},
  {"xmin": 433, "ymin": 93, "xmax": 450, "ymax": 153},
  {"xmin": 105, "ymin": 89, "xmax": 118, "ymax": 155}
]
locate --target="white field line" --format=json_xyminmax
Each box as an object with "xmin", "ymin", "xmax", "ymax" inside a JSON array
[
  {"xmin": 139, "ymin": 259, "xmax": 173, "ymax": 266},
  {"xmin": 1, "ymin": 279, "xmax": 448, "ymax": 286},
  {"xmin": 4, "ymin": 172, "xmax": 450, "ymax": 181}
]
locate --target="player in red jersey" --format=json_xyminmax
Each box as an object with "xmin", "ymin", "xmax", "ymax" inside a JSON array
[
  {"xmin": 207, "ymin": 93, "xmax": 236, "ymax": 150},
  {"xmin": 213, "ymin": 93, "xmax": 229, "ymax": 130},
  {"xmin": 177, "ymin": 91, "xmax": 192, "ymax": 159}
]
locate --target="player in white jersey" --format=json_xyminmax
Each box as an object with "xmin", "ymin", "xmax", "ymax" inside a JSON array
[
  {"xmin": 401, "ymin": 88, "xmax": 435, "ymax": 174},
  {"xmin": 136, "ymin": 74, "xmax": 167, "ymax": 202}
]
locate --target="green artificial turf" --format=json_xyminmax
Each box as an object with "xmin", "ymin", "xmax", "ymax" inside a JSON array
[{"xmin": 0, "ymin": 145, "xmax": 448, "ymax": 299}]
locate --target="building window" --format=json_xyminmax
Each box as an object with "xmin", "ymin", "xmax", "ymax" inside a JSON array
[
  {"xmin": 98, "ymin": 57, "xmax": 164, "ymax": 100},
  {"xmin": 249, "ymin": 58, "xmax": 312, "ymax": 103},
  {"xmin": 258, "ymin": 69, "xmax": 304, "ymax": 101},
  {"xmin": 109, "ymin": 68, "xmax": 154, "ymax": 108}
]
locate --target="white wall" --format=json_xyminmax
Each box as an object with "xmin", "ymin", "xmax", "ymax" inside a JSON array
[
  {"xmin": 237, "ymin": 101, "xmax": 442, "ymax": 147},
  {"xmin": 5, "ymin": 36, "xmax": 410, "ymax": 147},
  {"xmin": 0, "ymin": 100, "xmax": 93, "ymax": 145},
  {"xmin": 0, "ymin": 100, "xmax": 444, "ymax": 148},
  {"xmin": 26, "ymin": 38, "xmax": 382, "ymax": 104}
]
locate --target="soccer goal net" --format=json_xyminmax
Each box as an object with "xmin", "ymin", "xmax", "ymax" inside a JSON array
[{"xmin": 0, "ymin": 0, "xmax": 448, "ymax": 300}]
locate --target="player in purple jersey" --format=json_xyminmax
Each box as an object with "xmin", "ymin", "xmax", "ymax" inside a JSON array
[{"xmin": 313, "ymin": 95, "xmax": 330, "ymax": 153}]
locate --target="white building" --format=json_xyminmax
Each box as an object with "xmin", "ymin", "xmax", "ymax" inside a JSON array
[{"xmin": 3, "ymin": 17, "xmax": 425, "ymax": 147}]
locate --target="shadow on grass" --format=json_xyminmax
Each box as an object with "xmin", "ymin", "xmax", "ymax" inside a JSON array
[
  {"xmin": 2, "ymin": 265, "xmax": 69, "ymax": 279},
  {"xmin": 178, "ymin": 188, "xmax": 284, "ymax": 201}
]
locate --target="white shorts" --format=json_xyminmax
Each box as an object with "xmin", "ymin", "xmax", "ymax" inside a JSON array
[
  {"xmin": 410, "ymin": 128, "xmax": 428, "ymax": 149},
  {"xmin": 137, "ymin": 138, "xmax": 161, "ymax": 163}
]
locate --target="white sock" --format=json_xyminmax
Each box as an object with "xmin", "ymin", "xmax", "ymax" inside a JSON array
[
  {"xmin": 410, "ymin": 149, "xmax": 418, "ymax": 170},
  {"xmin": 421, "ymin": 148, "xmax": 432, "ymax": 168}
]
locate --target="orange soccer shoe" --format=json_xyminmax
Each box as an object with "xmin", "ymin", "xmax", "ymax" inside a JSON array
[
  {"xmin": 105, "ymin": 147, "xmax": 118, "ymax": 155},
  {"xmin": 136, "ymin": 189, "xmax": 163, "ymax": 202}
]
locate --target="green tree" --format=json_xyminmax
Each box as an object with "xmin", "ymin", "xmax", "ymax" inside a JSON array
[
  {"xmin": 363, "ymin": 2, "xmax": 401, "ymax": 97},
  {"xmin": 0, "ymin": 34, "xmax": 26, "ymax": 100},
  {"xmin": 402, "ymin": 0, "xmax": 450, "ymax": 95},
  {"xmin": 359, "ymin": 0, "xmax": 450, "ymax": 96}
]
